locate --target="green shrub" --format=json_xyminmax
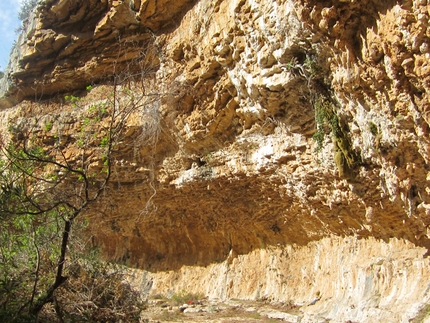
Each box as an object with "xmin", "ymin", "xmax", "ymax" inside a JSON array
[
  {"xmin": 170, "ymin": 291, "xmax": 203, "ymax": 305},
  {"xmin": 313, "ymin": 98, "xmax": 341, "ymax": 152}
]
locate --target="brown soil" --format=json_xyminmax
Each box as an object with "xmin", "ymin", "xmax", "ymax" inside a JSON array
[{"xmin": 140, "ymin": 298, "xmax": 303, "ymax": 323}]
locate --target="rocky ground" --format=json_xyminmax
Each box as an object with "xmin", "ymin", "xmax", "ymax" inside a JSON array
[{"xmin": 140, "ymin": 298, "xmax": 307, "ymax": 323}]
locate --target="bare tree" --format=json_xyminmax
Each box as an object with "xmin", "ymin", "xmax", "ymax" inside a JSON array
[{"xmin": 0, "ymin": 33, "xmax": 168, "ymax": 321}]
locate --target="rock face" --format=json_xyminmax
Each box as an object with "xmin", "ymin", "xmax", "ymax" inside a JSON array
[
  {"xmin": 0, "ymin": 0, "xmax": 196, "ymax": 107},
  {"xmin": 1, "ymin": 0, "xmax": 430, "ymax": 322},
  {"xmin": 130, "ymin": 237, "xmax": 430, "ymax": 322}
]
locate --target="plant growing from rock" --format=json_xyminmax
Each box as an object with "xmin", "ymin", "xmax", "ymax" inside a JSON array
[
  {"xmin": 285, "ymin": 52, "xmax": 360, "ymax": 178},
  {"xmin": 313, "ymin": 98, "xmax": 341, "ymax": 152}
]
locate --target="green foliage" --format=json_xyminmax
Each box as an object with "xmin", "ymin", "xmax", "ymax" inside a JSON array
[
  {"xmin": 170, "ymin": 291, "xmax": 203, "ymax": 305},
  {"xmin": 312, "ymin": 98, "xmax": 360, "ymax": 178},
  {"xmin": 0, "ymin": 114, "xmax": 115, "ymax": 320},
  {"xmin": 312, "ymin": 130, "xmax": 324, "ymax": 152},
  {"xmin": 284, "ymin": 54, "xmax": 321, "ymax": 80},
  {"xmin": 100, "ymin": 135, "xmax": 109, "ymax": 147},
  {"xmin": 64, "ymin": 94, "xmax": 80, "ymax": 109},
  {"xmin": 64, "ymin": 95, "xmax": 79, "ymax": 103},
  {"xmin": 44, "ymin": 121, "xmax": 53, "ymax": 131},
  {"xmin": 285, "ymin": 53, "xmax": 345, "ymax": 155},
  {"xmin": 0, "ymin": 52, "xmax": 159, "ymax": 322},
  {"xmin": 66, "ymin": 95, "xmax": 113, "ymax": 170},
  {"xmin": 0, "ymin": 149, "xmax": 63, "ymax": 321},
  {"xmin": 284, "ymin": 58, "xmax": 297, "ymax": 71},
  {"xmin": 303, "ymin": 56, "xmax": 321, "ymax": 78},
  {"xmin": 313, "ymin": 99, "xmax": 341, "ymax": 152}
]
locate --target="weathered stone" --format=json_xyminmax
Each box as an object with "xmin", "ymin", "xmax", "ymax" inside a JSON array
[
  {"xmin": 261, "ymin": 310, "xmax": 302, "ymax": 322},
  {"xmin": 1, "ymin": 0, "xmax": 430, "ymax": 322},
  {"xmin": 183, "ymin": 307, "xmax": 203, "ymax": 313}
]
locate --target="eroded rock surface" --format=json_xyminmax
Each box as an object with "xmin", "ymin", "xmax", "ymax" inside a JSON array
[
  {"xmin": 0, "ymin": 0, "xmax": 196, "ymax": 108},
  {"xmin": 1, "ymin": 0, "xmax": 430, "ymax": 322}
]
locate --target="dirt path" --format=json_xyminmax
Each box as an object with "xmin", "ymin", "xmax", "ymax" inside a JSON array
[{"xmin": 140, "ymin": 298, "xmax": 304, "ymax": 323}]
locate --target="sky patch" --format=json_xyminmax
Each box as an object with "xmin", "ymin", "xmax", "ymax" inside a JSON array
[{"xmin": 0, "ymin": 0, "xmax": 23, "ymax": 70}]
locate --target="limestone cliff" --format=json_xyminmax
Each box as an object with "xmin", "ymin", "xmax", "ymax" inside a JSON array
[{"xmin": 1, "ymin": 0, "xmax": 430, "ymax": 322}]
